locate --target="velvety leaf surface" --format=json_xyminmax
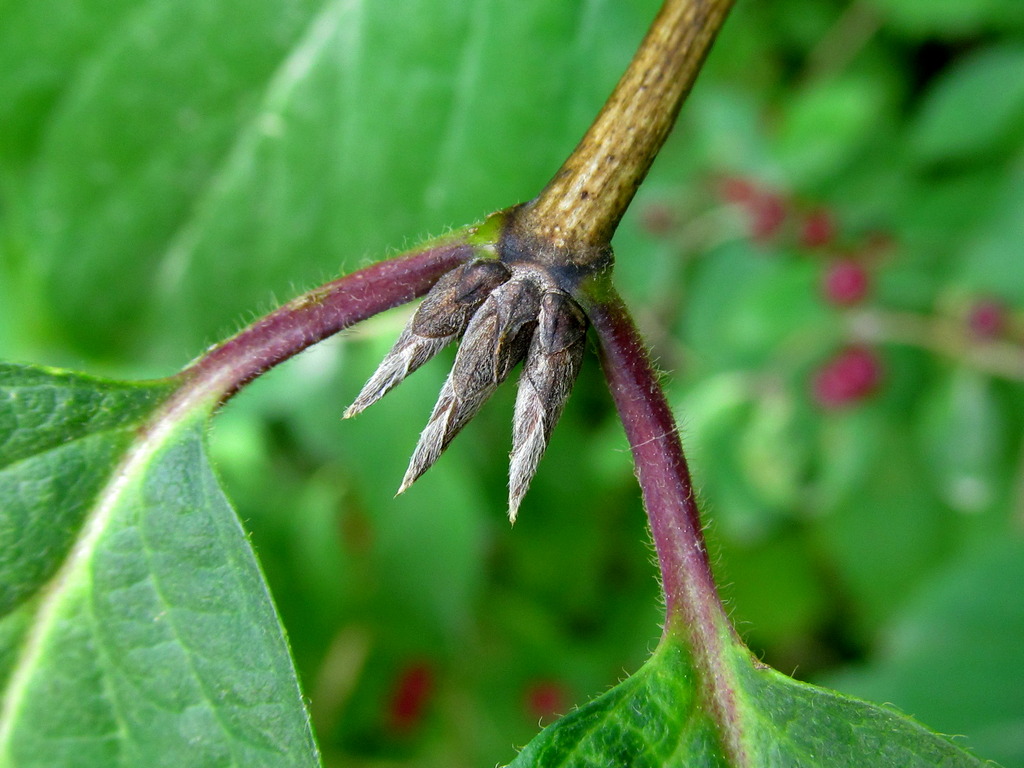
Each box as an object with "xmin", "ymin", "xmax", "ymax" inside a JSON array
[
  {"xmin": 507, "ymin": 631, "xmax": 986, "ymax": 768},
  {"xmin": 0, "ymin": 364, "xmax": 319, "ymax": 767}
]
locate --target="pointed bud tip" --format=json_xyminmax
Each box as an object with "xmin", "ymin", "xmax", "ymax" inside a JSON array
[
  {"xmin": 508, "ymin": 478, "xmax": 529, "ymax": 525},
  {"xmin": 397, "ymin": 463, "xmax": 424, "ymax": 497}
]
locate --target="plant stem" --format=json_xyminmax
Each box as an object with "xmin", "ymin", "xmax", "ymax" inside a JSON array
[
  {"xmin": 518, "ymin": 0, "xmax": 733, "ymax": 252},
  {"xmin": 515, "ymin": 0, "xmax": 736, "ymax": 657},
  {"xmin": 582, "ymin": 288, "xmax": 724, "ymax": 630},
  {"xmin": 583, "ymin": 285, "xmax": 746, "ymax": 763},
  {"xmin": 177, "ymin": 240, "xmax": 474, "ymax": 409},
  {"xmin": 519, "ymin": 0, "xmax": 742, "ymax": 748},
  {"xmin": 803, "ymin": 1, "xmax": 881, "ymax": 83},
  {"xmin": 847, "ymin": 307, "xmax": 1024, "ymax": 381}
]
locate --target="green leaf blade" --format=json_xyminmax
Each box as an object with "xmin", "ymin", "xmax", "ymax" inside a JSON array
[
  {"xmin": 508, "ymin": 639, "xmax": 727, "ymax": 768},
  {"xmin": 9, "ymin": 0, "xmax": 655, "ymax": 362},
  {"xmin": 507, "ymin": 631, "xmax": 987, "ymax": 768},
  {"xmin": 826, "ymin": 536, "xmax": 1024, "ymax": 767},
  {"xmin": 0, "ymin": 363, "xmax": 174, "ymax": 465},
  {"xmin": 0, "ymin": 365, "xmax": 320, "ymax": 767},
  {"xmin": 739, "ymin": 662, "xmax": 984, "ymax": 768},
  {"xmin": 0, "ymin": 364, "xmax": 176, "ymax": 617},
  {"xmin": 910, "ymin": 44, "xmax": 1024, "ymax": 164}
]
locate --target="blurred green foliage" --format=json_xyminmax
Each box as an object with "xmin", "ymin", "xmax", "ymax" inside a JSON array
[{"xmin": 1, "ymin": 0, "xmax": 1022, "ymax": 766}]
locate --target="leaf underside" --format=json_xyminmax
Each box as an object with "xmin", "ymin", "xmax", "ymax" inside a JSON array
[
  {"xmin": 0, "ymin": 363, "xmax": 319, "ymax": 767},
  {"xmin": 507, "ymin": 631, "xmax": 986, "ymax": 768}
]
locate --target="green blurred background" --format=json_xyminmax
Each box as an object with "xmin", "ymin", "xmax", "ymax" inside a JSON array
[{"xmin": 2, "ymin": 0, "xmax": 1023, "ymax": 765}]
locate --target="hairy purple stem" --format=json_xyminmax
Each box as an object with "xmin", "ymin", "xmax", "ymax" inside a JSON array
[
  {"xmin": 583, "ymin": 286, "xmax": 747, "ymax": 764},
  {"xmin": 584, "ymin": 289, "xmax": 722, "ymax": 627},
  {"xmin": 177, "ymin": 242, "xmax": 474, "ymax": 408}
]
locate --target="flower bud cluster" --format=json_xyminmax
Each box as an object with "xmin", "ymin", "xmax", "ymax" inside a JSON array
[{"xmin": 345, "ymin": 257, "xmax": 587, "ymax": 521}]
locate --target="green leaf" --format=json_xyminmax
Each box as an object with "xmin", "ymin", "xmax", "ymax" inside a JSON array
[
  {"xmin": 813, "ymin": 425, "xmax": 949, "ymax": 638},
  {"xmin": 675, "ymin": 374, "xmax": 780, "ymax": 541},
  {"xmin": 774, "ymin": 76, "xmax": 890, "ymax": 185},
  {"xmin": 958, "ymin": 166, "xmax": 1024, "ymax": 304},
  {"xmin": 682, "ymin": 242, "xmax": 834, "ymax": 372},
  {"xmin": 910, "ymin": 44, "xmax": 1024, "ymax": 164},
  {"xmin": 917, "ymin": 369, "xmax": 1007, "ymax": 514},
  {"xmin": 869, "ymin": 0, "xmax": 1024, "ymax": 37},
  {"xmin": 736, "ymin": 391, "xmax": 813, "ymax": 511},
  {"xmin": 714, "ymin": 533, "xmax": 830, "ymax": 657},
  {"xmin": 1, "ymin": 0, "xmax": 656, "ymax": 363},
  {"xmin": 0, "ymin": 364, "xmax": 175, "ymax": 615},
  {"xmin": 811, "ymin": 406, "xmax": 888, "ymax": 512},
  {"xmin": 825, "ymin": 535, "xmax": 1024, "ymax": 768},
  {"xmin": 0, "ymin": 363, "xmax": 319, "ymax": 767},
  {"xmin": 506, "ymin": 630, "xmax": 985, "ymax": 767}
]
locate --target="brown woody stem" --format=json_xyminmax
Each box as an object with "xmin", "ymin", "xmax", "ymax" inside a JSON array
[{"xmin": 517, "ymin": 0, "xmax": 733, "ymax": 252}]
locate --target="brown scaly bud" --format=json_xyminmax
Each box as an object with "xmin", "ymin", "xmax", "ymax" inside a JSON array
[
  {"xmin": 344, "ymin": 259, "xmax": 511, "ymax": 418},
  {"xmin": 508, "ymin": 291, "xmax": 587, "ymax": 522},
  {"xmin": 347, "ymin": 251, "xmax": 589, "ymax": 519},
  {"xmin": 398, "ymin": 276, "xmax": 542, "ymax": 495}
]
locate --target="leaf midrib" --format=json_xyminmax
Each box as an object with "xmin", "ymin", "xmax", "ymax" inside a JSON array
[{"xmin": 0, "ymin": 388, "xmax": 211, "ymax": 757}]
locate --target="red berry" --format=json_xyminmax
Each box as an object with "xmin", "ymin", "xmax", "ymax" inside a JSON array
[
  {"xmin": 812, "ymin": 347, "xmax": 882, "ymax": 409},
  {"xmin": 717, "ymin": 175, "xmax": 759, "ymax": 205},
  {"xmin": 800, "ymin": 208, "xmax": 835, "ymax": 248},
  {"xmin": 388, "ymin": 662, "xmax": 434, "ymax": 733},
  {"xmin": 748, "ymin": 192, "xmax": 788, "ymax": 243},
  {"xmin": 524, "ymin": 680, "xmax": 568, "ymax": 722},
  {"xmin": 822, "ymin": 260, "xmax": 869, "ymax": 306},
  {"xmin": 967, "ymin": 298, "xmax": 1007, "ymax": 340},
  {"xmin": 715, "ymin": 175, "xmax": 787, "ymax": 244}
]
